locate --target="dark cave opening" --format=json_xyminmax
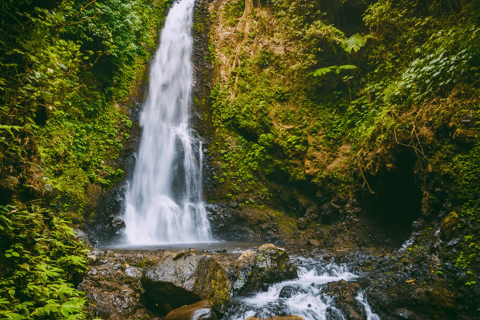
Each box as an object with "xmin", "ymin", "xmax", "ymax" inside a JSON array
[{"xmin": 362, "ymin": 149, "xmax": 423, "ymax": 247}]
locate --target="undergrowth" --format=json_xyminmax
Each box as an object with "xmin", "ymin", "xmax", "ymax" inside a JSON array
[{"xmin": 0, "ymin": 205, "xmax": 88, "ymax": 319}]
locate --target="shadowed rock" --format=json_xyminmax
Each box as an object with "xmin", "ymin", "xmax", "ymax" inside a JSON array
[{"xmin": 142, "ymin": 252, "xmax": 231, "ymax": 313}]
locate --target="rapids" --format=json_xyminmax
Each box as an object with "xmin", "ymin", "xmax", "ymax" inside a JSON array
[{"xmin": 225, "ymin": 256, "xmax": 381, "ymax": 320}]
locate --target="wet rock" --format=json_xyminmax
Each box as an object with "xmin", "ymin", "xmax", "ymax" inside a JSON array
[
  {"xmin": 142, "ymin": 253, "xmax": 231, "ymax": 313},
  {"xmin": 125, "ymin": 266, "xmax": 142, "ymax": 279},
  {"xmin": 326, "ymin": 307, "xmax": 344, "ymax": 320},
  {"xmin": 325, "ymin": 280, "xmax": 363, "ymax": 320},
  {"xmin": 231, "ymin": 250, "xmax": 257, "ymax": 293},
  {"xmin": 79, "ymin": 279, "xmax": 140, "ymax": 319},
  {"xmin": 279, "ymin": 285, "xmax": 306, "ymax": 299},
  {"xmin": 111, "ymin": 216, "xmax": 126, "ymax": 230},
  {"xmin": 206, "ymin": 202, "xmax": 251, "ymax": 241},
  {"xmin": 73, "ymin": 228, "xmax": 90, "ymax": 245},
  {"xmin": 165, "ymin": 300, "xmax": 217, "ymax": 320},
  {"xmin": 395, "ymin": 308, "xmax": 418, "ymax": 319},
  {"xmin": 232, "ymin": 244, "xmax": 297, "ymax": 295},
  {"xmin": 447, "ymin": 238, "xmax": 461, "ymax": 247}
]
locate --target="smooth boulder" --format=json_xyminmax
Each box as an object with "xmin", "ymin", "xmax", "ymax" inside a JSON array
[
  {"xmin": 232, "ymin": 244, "xmax": 297, "ymax": 294},
  {"xmin": 165, "ymin": 300, "xmax": 217, "ymax": 320},
  {"xmin": 142, "ymin": 251, "xmax": 231, "ymax": 313}
]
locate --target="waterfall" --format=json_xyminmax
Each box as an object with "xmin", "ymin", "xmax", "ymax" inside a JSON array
[{"xmin": 122, "ymin": 0, "xmax": 211, "ymax": 245}]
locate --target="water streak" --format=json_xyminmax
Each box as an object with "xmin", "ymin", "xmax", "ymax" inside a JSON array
[{"xmin": 123, "ymin": 0, "xmax": 211, "ymax": 245}]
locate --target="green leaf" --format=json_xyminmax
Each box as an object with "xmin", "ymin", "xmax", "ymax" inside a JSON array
[{"xmin": 340, "ymin": 33, "xmax": 367, "ymax": 53}]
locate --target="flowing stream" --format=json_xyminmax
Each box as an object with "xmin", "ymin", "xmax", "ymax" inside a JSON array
[
  {"xmin": 123, "ymin": 0, "xmax": 211, "ymax": 245},
  {"xmin": 225, "ymin": 257, "xmax": 381, "ymax": 320}
]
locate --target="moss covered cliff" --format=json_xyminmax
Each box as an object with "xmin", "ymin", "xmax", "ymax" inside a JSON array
[{"xmin": 200, "ymin": 0, "xmax": 480, "ymax": 279}]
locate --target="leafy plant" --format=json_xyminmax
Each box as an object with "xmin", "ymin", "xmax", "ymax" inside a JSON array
[
  {"xmin": 312, "ymin": 65, "xmax": 357, "ymax": 77},
  {"xmin": 0, "ymin": 205, "xmax": 88, "ymax": 319},
  {"xmin": 339, "ymin": 33, "xmax": 367, "ymax": 53}
]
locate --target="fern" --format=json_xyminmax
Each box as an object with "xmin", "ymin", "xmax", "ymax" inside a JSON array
[
  {"xmin": 312, "ymin": 65, "xmax": 357, "ymax": 77},
  {"xmin": 340, "ymin": 33, "xmax": 367, "ymax": 53},
  {"xmin": 312, "ymin": 66, "xmax": 334, "ymax": 76}
]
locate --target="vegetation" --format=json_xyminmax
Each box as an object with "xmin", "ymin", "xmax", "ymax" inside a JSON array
[
  {"xmin": 0, "ymin": 205, "xmax": 88, "ymax": 319},
  {"xmin": 207, "ymin": 0, "xmax": 480, "ymax": 212},
  {"xmin": 0, "ymin": 0, "xmax": 169, "ymax": 317}
]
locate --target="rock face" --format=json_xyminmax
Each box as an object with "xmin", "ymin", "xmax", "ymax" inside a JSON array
[
  {"xmin": 165, "ymin": 300, "xmax": 217, "ymax": 320},
  {"xmin": 232, "ymin": 244, "xmax": 297, "ymax": 294},
  {"xmin": 78, "ymin": 250, "xmax": 147, "ymax": 319},
  {"xmin": 142, "ymin": 251, "xmax": 231, "ymax": 313}
]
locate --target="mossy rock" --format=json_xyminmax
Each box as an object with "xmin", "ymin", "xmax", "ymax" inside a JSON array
[
  {"xmin": 141, "ymin": 252, "xmax": 231, "ymax": 313},
  {"xmin": 232, "ymin": 244, "xmax": 297, "ymax": 295},
  {"xmin": 440, "ymin": 211, "xmax": 459, "ymax": 240}
]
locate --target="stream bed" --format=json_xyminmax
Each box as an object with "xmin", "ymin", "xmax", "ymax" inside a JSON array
[{"xmin": 92, "ymin": 242, "xmax": 386, "ymax": 320}]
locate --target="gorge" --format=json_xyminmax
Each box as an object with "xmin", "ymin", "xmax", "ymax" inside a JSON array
[{"xmin": 0, "ymin": 0, "xmax": 479, "ymax": 319}]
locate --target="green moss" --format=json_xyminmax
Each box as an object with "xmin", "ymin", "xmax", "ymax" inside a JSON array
[{"xmin": 453, "ymin": 143, "xmax": 480, "ymax": 199}]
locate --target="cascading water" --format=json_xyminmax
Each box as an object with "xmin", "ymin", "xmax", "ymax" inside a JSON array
[
  {"xmin": 123, "ymin": 0, "xmax": 211, "ymax": 245},
  {"xmin": 225, "ymin": 256, "xmax": 381, "ymax": 320}
]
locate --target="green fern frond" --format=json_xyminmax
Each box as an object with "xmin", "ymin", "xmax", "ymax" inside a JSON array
[
  {"xmin": 338, "ymin": 65, "xmax": 357, "ymax": 70},
  {"xmin": 312, "ymin": 66, "xmax": 334, "ymax": 77},
  {"xmin": 340, "ymin": 33, "xmax": 367, "ymax": 53},
  {"xmin": 312, "ymin": 65, "xmax": 357, "ymax": 77}
]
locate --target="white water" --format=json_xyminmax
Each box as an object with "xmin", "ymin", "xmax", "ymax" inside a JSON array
[
  {"xmin": 226, "ymin": 257, "xmax": 381, "ymax": 320},
  {"xmin": 123, "ymin": 0, "xmax": 211, "ymax": 245}
]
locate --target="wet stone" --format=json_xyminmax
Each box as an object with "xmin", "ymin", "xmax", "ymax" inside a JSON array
[
  {"xmin": 125, "ymin": 266, "xmax": 142, "ymax": 279},
  {"xmin": 232, "ymin": 244, "xmax": 297, "ymax": 295},
  {"xmin": 165, "ymin": 300, "xmax": 217, "ymax": 320},
  {"xmin": 279, "ymin": 285, "xmax": 306, "ymax": 299}
]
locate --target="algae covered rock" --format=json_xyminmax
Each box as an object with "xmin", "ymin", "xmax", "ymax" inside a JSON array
[
  {"xmin": 233, "ymin": 244, "xmax": 297, "ymax": 294},
  {"xmin": 440, "ymin": 211, "xmax": 460, "ymax": 240},
  {"xmin": 142, "ymin": 252, "xmax": 231, "ymax": 313},
  {"xmin": 165, "ymin": 300, "xmax": 217, "ymax": 320}
]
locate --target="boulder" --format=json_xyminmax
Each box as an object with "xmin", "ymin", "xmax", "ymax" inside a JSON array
[
  {"xmin": 165, "ymin": 300, "xmax": 217, "ymax": 320},
  {"xmin": 279, "ymin": 285, "xmax": 306, "ymax": 299},
  {"xmin": 142, "ymin": 252, "xmax": 231, "ymax": 313},
  {"xmin": 232, "ymin": 244, "xmax": 297, "ymax": 295}
]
